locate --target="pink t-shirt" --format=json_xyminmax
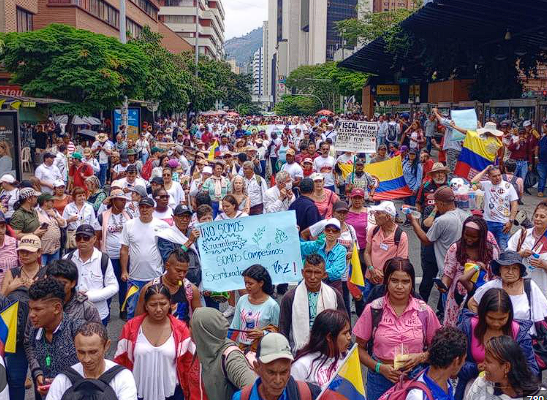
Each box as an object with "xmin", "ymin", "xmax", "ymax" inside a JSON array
[
  {"xmin": 470, "ymin": 317, "xmax": 519, "ymax": 363},
  {"xmin": 353, "ymin": 295, "xmax": 441, "ymax": 360},
  {"xmin": 365, "ymin": 226, "xmax": 409, "ymax": 279},
  {"xmin": 346, "ymin": 211, "xmax": 368, "ymax": 249},
  {"xmin": 314, "ymin": 189, "xmax": 339, "ymax": 219}
]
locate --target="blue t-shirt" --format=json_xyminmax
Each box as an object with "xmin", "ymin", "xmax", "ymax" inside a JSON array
[{"xmin": 229, "ymin": 295, "xmax": 280, "ymax": 345}]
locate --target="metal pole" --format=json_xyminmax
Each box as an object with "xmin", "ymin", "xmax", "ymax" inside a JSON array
[
  {"xmin": 119, "ymin": 0, "xmax": 126, "ymax": 44},
  {"xmin": 194, "ymin": 0, "xmax": 199, "ymax": 77}
]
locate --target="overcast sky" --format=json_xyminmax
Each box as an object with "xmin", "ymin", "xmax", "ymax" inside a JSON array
[{"xmin": 224, "ymin": 0, "xmax": 268, "ymax": 40}]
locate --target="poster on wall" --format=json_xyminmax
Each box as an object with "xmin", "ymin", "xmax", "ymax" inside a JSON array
[{"xmin": 113, "ymin": 107, "xmax": 141, "ymax": 142}]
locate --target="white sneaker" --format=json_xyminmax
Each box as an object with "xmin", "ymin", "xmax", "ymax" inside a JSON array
[{"xmin": 222, "ymin": 305, "xmax": 235, "ymax": 318}]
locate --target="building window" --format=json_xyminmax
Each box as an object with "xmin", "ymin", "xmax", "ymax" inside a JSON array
[
  {"xmin": 130, "ymin": 0, "xmax": 158, "ymax": 20},
  {"xmin": 16, "ymin": 7, "xmax": 33, "ymax": 32},
  {"xmin": 78, "ymin": 0, "xmax": 119, "ymax": 28},
  {"xmin": 164, "ymin": 0, "xmax": 193, "ymax": 6},
  {"xmin": 127, "ymin": 18, "xmax": 142, "ymax": 37},
  {"xmin": 163, "ymin": 15, "xmax": 194, "ymax": 24}
]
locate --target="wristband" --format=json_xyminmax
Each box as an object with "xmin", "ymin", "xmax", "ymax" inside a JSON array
[
  {"xmin": 473, "ymin": 265, "xmax": 480, "ymax": 271},
  {"xmin": 180, "ymin": 244, "xmax": 188, "ymax": 252},
  {"xmin": 375, "ymin": 361, "xmax": 382, "ymax": 373},
  {"xmin": 368, "ymin": 265, "xmax": 374, "ymax": 271}
]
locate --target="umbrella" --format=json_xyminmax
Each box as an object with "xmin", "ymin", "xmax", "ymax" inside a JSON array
[
  {"xmin": 227, "ymin": 111, "xmax": 239, "ymax": 117},
  {"xmin": 77, "ymin": 129, "xmax": 98, "ymax": 138},
  {"xmin": 316, "ymin": 109, "xmax": 334, "ymax": 116}
]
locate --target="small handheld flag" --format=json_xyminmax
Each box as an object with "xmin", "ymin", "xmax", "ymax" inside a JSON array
[
  {"xmin": 208, "ymin": 140, "xmax": 220, "ymax": 161},
  {"xmin": 121, "ymin": 286, "xmax": 139, "ymax": 312},
  {"xmin": 318, "ymin": 344, "xmax": 365, "ymax": 400},
  {"xmin": 0, "ymin": 301, "xmax": 18, "ymax": 355},
  {"xmin": 349, "ymin": 246, "xmax": 365, "ymax": 290}
]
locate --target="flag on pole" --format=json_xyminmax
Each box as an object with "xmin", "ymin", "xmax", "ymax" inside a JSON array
[
  {"xmin": 0, "ymin": 302, "xmax": 18, "ymax": 355},
  {"xmin": 318, "ymin": 345, "xmax": 365, "ymax": 400},
  {"xmin": 121, "ymin": 285, "xmax": 139, "ymax": 312},
  {"xmin": 208, "ymin": 140, "xmax": 220, "ymax": 160},
  {"xmin": 349, "ymin": 245, "xmax": 364, "ymax": 290},
  {"xmin": 454, "ymin": 130, "xmax": 502, "ymax": 180},
  {"xmin": 364, "ymin": 155, "xmax": 412, "ymax": 200}
]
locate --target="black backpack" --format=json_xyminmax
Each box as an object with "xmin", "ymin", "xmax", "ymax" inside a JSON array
[
  {"xmin": 66, "ymin": 251, "xmax": 109, "ymax": 286},
  {"xmin": 372, "ymin": 225, "xmax": 403, "ymax": 247},
  {"xmin": 60, "ymin": 365, "xmax": 125, "ymax": 400}
]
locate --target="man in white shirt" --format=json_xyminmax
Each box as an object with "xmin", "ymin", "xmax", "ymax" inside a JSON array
[
  {"xmin": 35, "ymin": 152, "xmax": 63, "ymax": 194},
  {"xmin": 321, "ymin": 124, "xmax": 337, "ymax": 144},
  {"xmin": 280, "ymin": 148, "xmax": 303, "ymax": 186},
  {"xmin": 471, "ymin": 165, "xmax": 519, "ymax": 249},
  {"xmin": 91, "ymin": 133, "xmax": 112, "ymax": 187},
  {"xmin": 64, "ymin": 224, "xmax": 118, "ymax": 325},
  {"xmin": 53, "ymin": 145, "xmax": 68, "ymax": 185},
  {"xmin": 243, "ymin": 161, "xmax": 268, "ymax": 215},
  {"xmin": 47, "ymin": 321, "xmax": 137, "ymax": 400},
  {"xmin": 377, "ymin": 115, "xmax": 389, "ymax": 147},
  {"xmin": 313, "ymin": 142, "xmax": 336, "ymax": 191},
  {"xmin": 264, "ymin": 171, "xmax": 295, "ymax": 213},
  {"xmin": 119, "ymin": 165, "xmax": 147, "ymax": 193},
  {"xmin": 120, "ymin": 196, "xmax": 169, "ymax": 318}
]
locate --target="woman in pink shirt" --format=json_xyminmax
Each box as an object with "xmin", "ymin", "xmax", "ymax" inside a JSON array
[{"xmin": 353, "ymin": 258, "xmax": 441, "ymax": 400}]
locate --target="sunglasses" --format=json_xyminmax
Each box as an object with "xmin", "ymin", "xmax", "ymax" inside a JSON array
[
  {"xmin": 325, "ymin": 228, "xmax": 340, "ymax": 234},
  {"xmin": 157, "ymin": 195, "xmax": 170, "ymax": 199},
  {"xmin": 75, "ymin": 235, "xmax": 92, "ymax": 242}
]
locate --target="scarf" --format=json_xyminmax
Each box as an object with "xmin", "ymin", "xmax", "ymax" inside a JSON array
[
  {"xmin": 292, "ymin": 281, "xmax": 338, "ymax": 350},
  {"xmin": 211, "ymin": 175, "xmax": 224, "ymax": 200}
]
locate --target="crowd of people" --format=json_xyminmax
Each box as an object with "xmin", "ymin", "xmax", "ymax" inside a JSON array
[{"xmin": 0, "ymin": 110, "xmax": 545, "ymax": 400}]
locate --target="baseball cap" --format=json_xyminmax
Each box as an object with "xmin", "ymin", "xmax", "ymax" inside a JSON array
[
  {"xmin": 0, "ymin": 174, "xmax": 15, "ymax": 184},
  {"xmin": 310, "ymin": 172, "xmax": 324, "ymax": 181},
  {"xmin": 174, "ymin": 204, "xmax": 193, "ymax": 216},
  {"xmin": 17, "ymin": 234, "xmax": 41, "ymax": 252},
  {"xmin": 350, "ymin": 188, "xmax": 365, "ymax": 198},
  {"xmin": 19, "ymin": 187, "xmax": 39, "ymax": 199},
  {"xmin": 355, "ymin": 159, "xmax": 365, "ymax": 166},
  {"xmin": 43, "ymin": 152, "xmax": 55, "ymax": 160},
  {"xmin": 71, "ymin": 152, "xmax": 83, "ymax": 160},
  {"xmin": 53, "ymin": 179, "xmax": 65, "ymax": 188},
  {"xmin": 139, "ymin": 197, "xmax": 155, "ymax": 207},
  {"xmin": 76, "ymin": 224, "xmax": 96, "ymax": 238},
  {"xmin": 303, "ymin": 158, "xmax": 313, "ymax": 164},
  {"xmin": 256, "ymin": 333, "xmax": 294, "ymax": 364},
  {"xmin": 110, "ymin": 179, "xmax": 124, "ymax": 189},
  {"xmin": 333, "ymin": 200, "xmax": 349, "ymax": 212},
  {"xmin": 434, "ymin": 186, "xmax": 455, "ymax": 202},
  {"xmin": 286, "ymin": 148, "xmax": 295, "ymax": 156},
  {"xmin": 523, "ymin": 120, "xmax": 532, "ymax": 127},
  {"xmin": 324, "ymin": 218, "xmax": 341, "ymax": 230},
  {"xmin": 126, "ymin": 164, "xmax": 137, "ymax": 173},
  {"xmin": 128, "ymin": 185, "xmax": 147, "ymax": 198},
  {"xmin": 150, "ymin": 177, "xmax": 164, "ymax": 185},
  {"xmin": 370, "ymin": 201, "xmax": 397, "ymax": 217}
]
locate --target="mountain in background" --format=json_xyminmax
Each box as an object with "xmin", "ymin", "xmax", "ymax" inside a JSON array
[{"xmin": 225, "ymin": 27, "xmax": 263, "ymax": 68}]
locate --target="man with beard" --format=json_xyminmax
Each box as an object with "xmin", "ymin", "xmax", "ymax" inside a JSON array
[{"xmin": 416, "ymin": 163, "xmax": 450, "ymax": 212}]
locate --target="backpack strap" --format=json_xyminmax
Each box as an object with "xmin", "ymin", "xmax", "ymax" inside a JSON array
[
  {"xmin": 239, "ymin": 385, "xmax": 254, "ymax": 400},
  {"xmin": 98, "ymin": 364, "xmax": 125, "ymax": 386},
  {"xmin": 524, "ymin": 277, "xmax": 532, "ymax": 319},
  {"xmin": 62, "ymin": 367, "xmax": 85, "ymax": 386},
  {"xmin": 417, "ymin": 308, "xmax": 430, "ymax": 351},
  {"xmin": 296, "ymin": 381, "xmax": 312, "ymax": 400},
  {"xmin": 406, "ymin": 379, "xmax": 435, "ymax": 400},
  {"xmin": 66, "ymin": 249, "xmax": 76, "ymax": 262},
  {"xmin": 516, "ymin": 228, "xmax": 527, "ymax": 252},
  {"xmin": 367, "ymin": 302, "xmax": 384, "ymax": 355},
  {"xmin": 394, "ymin": 227, "xmax": 402, "ymax": 247}
]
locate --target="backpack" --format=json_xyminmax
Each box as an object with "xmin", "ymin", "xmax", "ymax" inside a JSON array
[
  {"xmin": 367, "ymin": 297, "xmax": 429, "ymax": 356},
  {"xmin": 239, "ymin": 380, "xmax": 311, "ymax": 400},
  {"xmin": 60, "ymin": 364, "xmax": 125, "ymax": 400},
  {"xmin": 523, "ymin": 278, "xmax": 547, "ymax": 370},
  {"xmin": 377, "ymin": 372, "xmax": 434, "ymax": 400},
  {"xmin": 502, "ymin": 174, "xmax": 520, "ymax": 200},
  {"xmin": 141, "ymin": 158, "xmax": 153, "ymax": 181},
  {"xmin": 372, "ymin": 226, "xmax": 403, "ymax": 248},
  {"xmin": 387, "ymin": 123, "xmax": 398, "ymax": 143},
  {"xmin": 66, "ymin": 251, "xmax": 110, "ymax": 286}
]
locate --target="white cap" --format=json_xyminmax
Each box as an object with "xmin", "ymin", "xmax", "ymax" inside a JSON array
[
  {"xmin": 203, "ymin": 166, "xmax": 213, "ymax": 174},
  {"xmin": 0, "ymin": 174, "xmax": 16, "ymax": 184},
  {"xmin": 257, "ymin": 333, "xmax": 294, "ymax": 364},
  {"xmin": 370, "ymin": 201, "xmax": 397, "ymax": 217},
  {"xmin": 110, "ymin": 180, "xmax": 123, "ymax": 188},
  {"xmin": 52, "ymin": 179, "xmax": 65, "ymax": 188},
  {"xmin": 310, "ymin": 172, "xmax": 324, "ymax": 181},
  {"xmin": 324, "ymin": 218, "xmax": 341, "ymax": 230},
  {"xmin": 523, "ymin": 120, "xmax": 532, "ymax": 127}
]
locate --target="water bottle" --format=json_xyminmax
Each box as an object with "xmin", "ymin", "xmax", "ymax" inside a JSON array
[
  {"xmin": 529, "ymin": 253, "xmax": 539, "ymax": 271},
  {"xmin": 401, "ymin": 205, "xmax": 421, "ymax": 219},
  {"xmin": 245, "ymin": 311, "xmax": 255, "ymax": 330},
  {"xmin": 468, "ymin": 191, "xmax": 476, "ymax": 210}
]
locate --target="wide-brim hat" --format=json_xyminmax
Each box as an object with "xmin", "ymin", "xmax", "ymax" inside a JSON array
[
  {"xmin": 427, "ymin": 162, "xmax": 450, "ymax": 175},
  {"xmin": 96, "ymin": 133, "xmax": 108, "ymax": 142},
  {"xmin": 477, "ymin": 122, "xmax": 503, "ymax": 137},
  {"xmin": 490, "ymin": 250, "xmax": 526, "ymax": 277}
]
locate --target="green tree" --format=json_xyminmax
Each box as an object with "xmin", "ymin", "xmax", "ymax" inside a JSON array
[
  {"xmin": 130, "ymin": 26, "xmax": 192, "ymax": 114},
  {"xmin": 0, "ymin": 24, "xmax": 148, "ymax": 116},
  {"xmin": 274, "ymin": 95, "xmax": 318, "ymax": 116}
]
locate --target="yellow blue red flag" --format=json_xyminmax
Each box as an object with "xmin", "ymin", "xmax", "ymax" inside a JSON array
[
  {"xmin": 0, "ymin": 301, "xmax": 18, "ymax": 355},
  {"xmin": 349, "ymin": 246, "xmax": 364, "ymax": 290},
  {"xmin": 364, "ymin": 155, "xmax": 412, "ymax": 200},
  {"xmin": 454, "ymin": 130, "xmax": 502, "ymax": 180},
  {"xmin": 318, "ymin": 345, "xmax": 365, "ymax": 400},
  {"xmin": 208, "ymin": 140, "xmax": 220, "ymax": 161},
  {"xmin": 121, "ymin": 286, "xmax": 139, "ymax": 312}
]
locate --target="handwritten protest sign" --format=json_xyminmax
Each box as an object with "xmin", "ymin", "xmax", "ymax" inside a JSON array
[
  {"xmin": 336, "ymin": 120, "xmax": 378, "ymax": 153},
  {"xmin": 451, "ymin": 109, "xmax": 478, "ymax": 141},
  {"xmin": 197, "ymin": 211, "xmax": 303, "ymax": 291}
]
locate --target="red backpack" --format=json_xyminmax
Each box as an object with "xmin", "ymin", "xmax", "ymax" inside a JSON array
[
  {"xmin": 141, "ymin": 158, "xmax": 153, "ymax": 181},
  {"xmin": 377, "ymin": 372, "xmax": 434, "ymax": 400}
]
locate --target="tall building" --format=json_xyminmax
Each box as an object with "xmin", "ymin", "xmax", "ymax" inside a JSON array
[
  {"xmin": 266, "ymin": 0, "xmax": 357, "ymax": 104},
  {"xmin": 372, "ymin": 0, "xmax": 413, "ymax": 12},
  {"xmin": 227, "ymin": 58, "xmax": 240, "ymax": 74},
  {"xmin": 252, "ymin": 47, "xmax": 264, "ymax": 96},
  {"xmin": 159, "ymin": 0, "xmax": 225, "ymax": 60}
]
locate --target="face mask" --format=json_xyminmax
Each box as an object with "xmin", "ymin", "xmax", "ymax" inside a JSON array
[{"xmin": 285, "ymin": 182, "xmax": 293, "ymax": 190}]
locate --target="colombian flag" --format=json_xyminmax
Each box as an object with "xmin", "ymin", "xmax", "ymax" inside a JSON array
[
  {"xmin": 120, "ymin": 285, "xmax": 139, "ymax": 312},
  {"xmin": 318, "ymin": 345, "xmax": 365, "ymax": 400},
  {"xmin": 454, "ymin": 130, "xmax": 502, "ymax": 180},
  {"xmin": 208, "ymin": 140, "xmax": 220, "ymax": 161},
  {"xmin": 364, "ymin": 155, "xmax": 412, "ymax": 200},
  {"xmin": 349, "ymin": 246, "xmax": 364, "ymax": 290},
  {"xmin": 338, "ymin": 163, "xmax": 354, "ymax": 180},
  {"xmin": 0, "ymin": 302, "xmax": 18, "ymax": 355}
]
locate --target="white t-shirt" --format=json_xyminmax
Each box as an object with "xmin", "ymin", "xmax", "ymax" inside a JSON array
[
  {"xmin": 103, "ymin": 212, "xmax": 130, "ymax": 259},
  {"xmin": 165, "ymin": 181, "xmax": 185, "ymax": 210},
  {"xmin": 480, "ymin": 180, "xmax": 518, "ymax": 223},
  {"xmin": 120, "ymin": 218, "xmax": 168, "ymax": 281},
  {"xmin": 473, "ymin": 278, "xmax": 547, "ymax": 335},
  {"xmin": 313, "ymin": 156, "xmax": 336, "ymax": 187},
  {"xmin": 507, "ymin": 228, "xmax": 547, "ymax": 296},
  {"xmin": 35, "ymin": 163, "xmax": 63, "ymax": 194},
  {"xmin": 46, "ymin": 360, "xmax": 137, "ymax": 400},
  {"xmin": 281, "ymin": 162, "xmax": 304, "ymax": 180},
  {"xmin": 153, "ymin": 208, "xmax": 174, "ymax": 226},
  {"xmin": 291, "ymin": 352, "xmax": 342, "ymax": 390},
  {"xmin": 91, "ymin": 141, "xmax": 112, "ymax": 164}
]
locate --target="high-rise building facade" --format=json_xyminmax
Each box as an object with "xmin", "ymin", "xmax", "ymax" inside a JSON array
[
  {"xmin": 252, "ymin": 47, "xmax": 264, "ymax": 96},
  {"xmin": 372, "ymin": 0, "xmax": 413, "ymax": 12},
  {"xmin": 159, "ymin": 0, "xmax": 225, "ymax": 59}
]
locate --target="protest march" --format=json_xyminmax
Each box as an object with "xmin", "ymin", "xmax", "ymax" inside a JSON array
[{"xmin": 0, "ymin": 109, "xmax": 546, "ymax": 400}]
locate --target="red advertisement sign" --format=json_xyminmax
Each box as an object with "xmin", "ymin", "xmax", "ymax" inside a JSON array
[{"xmin": 0, "ymin": 86, "xmax": 23, "ymax": 97}]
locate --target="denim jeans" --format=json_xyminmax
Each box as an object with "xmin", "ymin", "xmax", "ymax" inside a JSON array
[
  {"xmin": 426, "ymin": 136, "xmax": 433, "ymax": 153},
  {"xmin": 141, "ymin": 153, "xmax": 149, "ymax": 164},
  {"xmin": 260, "ymin": 160, "xmax": 266, "ymax": 178},
  {"xmin": 41, "ymin": 249, "xmax": 60, "ymax": 266},
  {"xmin": 366, "ymin": 367, "xmax": 394, "ymax": 400},
  {"xmin": 6, "ymin": 344, "xmax": 28, "ymax": 400},
  {"xmin": 211, "ymin": 201, "xmax": 220, "ymax": 219},
  {"xmin": 127, "ymin": 279, "xmax": 149, "ymax": 319},
  {"xmin": 111, "ymin": 259, "xmax": 127, "ymax": 311},
  {"xmin": 362, "ymin": 279, "xmax": 377, "ymax": 303},
  {"xmin": 377, "ymin": 136, "xmax": 385, "ymax": 148},
  {"xmin": 486, "ymin": 221, "xmax": 509, "ymax": 250},
  {"xmin": 515, "ymin": 160, "xmax": 528, "ymax": 180},
  {"xmin": 538, "ymin": 162, "xmax": 547, "ymax": 193},
  {"xmin": 99, "ymin": 163, "xmax": 109, "ymax": 186}
]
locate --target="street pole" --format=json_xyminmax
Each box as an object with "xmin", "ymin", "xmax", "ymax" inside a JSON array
[
  {"xmin": 120, "ymin": 0, "xmax": 128, "ymax": 133},
  {"xmin": 194, "ymin": 0, "xmax": 199, "ymax": 77}
]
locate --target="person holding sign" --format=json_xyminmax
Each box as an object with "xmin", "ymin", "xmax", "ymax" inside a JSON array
[{"xmin": 229, "ymin": 265, "xmax": 279, "ymax": 350}]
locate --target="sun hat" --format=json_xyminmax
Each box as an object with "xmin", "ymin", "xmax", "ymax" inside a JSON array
[
  {"xmin": 96, "ymin": 133, "xmax": 108, "ymax": 142},
  {"xmin": 490, "ymin": 251, "xmax": 526, "ymax": 277},
  {"xmin": 477, "ymin": 122, "xmax": 503, "ymax": 137},
  {"xmin": 0, "ymin": 174, "xmax": 16, "ymax": 184},
  {"xmin": 427, "ymin": 162, "xmax": 450, "ymax": 175}
]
